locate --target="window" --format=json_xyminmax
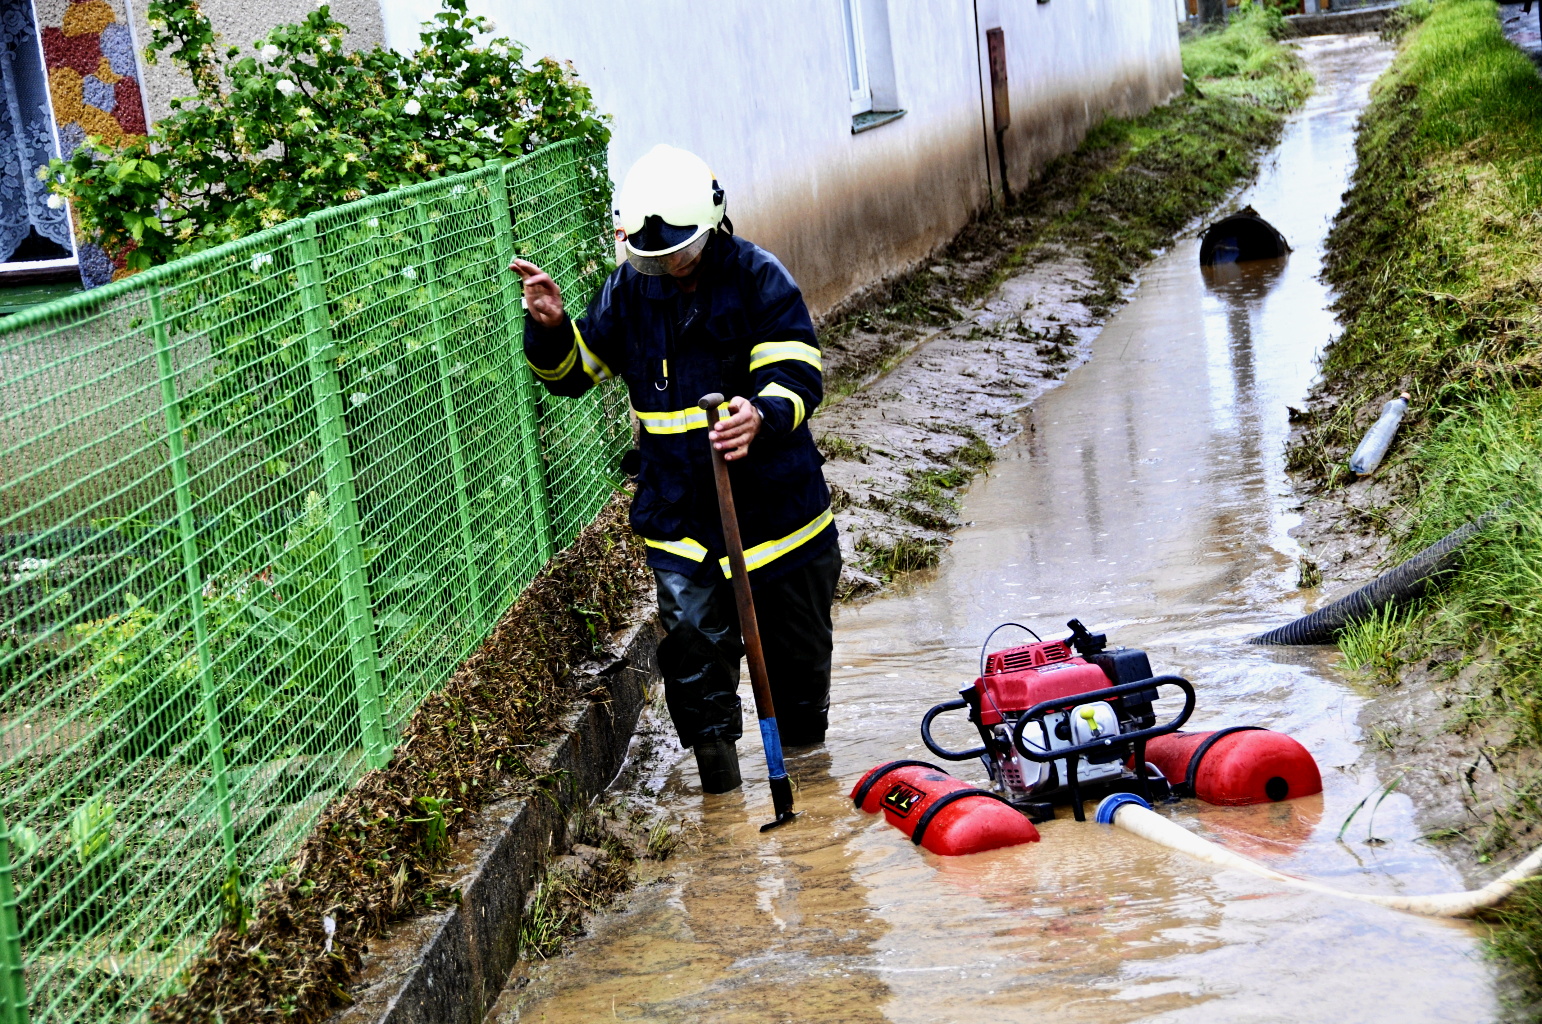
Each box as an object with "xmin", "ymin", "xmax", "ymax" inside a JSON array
[
  {"xmin": 841, "ymin": 0, "xmax": 872, "ymax": 115},
  {"xmin": 0, "ymin": 0, "xmax": 74, "ymax": 278},
  {"xmin": 841, "ymin": 0, "xmax": 903, "ymax": 132}
]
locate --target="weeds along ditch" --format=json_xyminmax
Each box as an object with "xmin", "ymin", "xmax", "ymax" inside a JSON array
[
  {"xmin": 0, "ymin": 140, "xmax": 636, "ymax": 1024},
  {"xmin": 1289, "ymin": 0, "xmax": 1542, "ymax": 991}
]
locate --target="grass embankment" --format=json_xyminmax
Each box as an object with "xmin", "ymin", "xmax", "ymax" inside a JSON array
[{"xmin": 1291, "ymin": 0, "xmax": 1542, "ymax": 989}]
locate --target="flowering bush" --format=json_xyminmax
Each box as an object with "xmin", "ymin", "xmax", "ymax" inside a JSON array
[{"xmin": 47, "ymin": 0, "xmax": 609, "ymax": 271}]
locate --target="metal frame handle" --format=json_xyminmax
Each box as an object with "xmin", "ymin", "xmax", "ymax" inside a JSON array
[
  {"xmin": 1010, "ymin": 675, "xmax": 1195, "ymax": 763},
  {"xmin": 919, "ymin": 699, "xmax": 989, "ymax": 761}
]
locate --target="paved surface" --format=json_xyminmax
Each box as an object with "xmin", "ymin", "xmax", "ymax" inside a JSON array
[{"xmin": 1500, "ymin": 2, "xmax": 1542, "ymax": 69}]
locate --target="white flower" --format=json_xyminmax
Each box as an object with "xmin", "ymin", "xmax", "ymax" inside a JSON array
[
  {"xmin": 250, "ymin": 251, "xmax": 273, "ymax": 272},
  {"xmin": 46, "ymin": 193, "xmax": 63, "ymax": 210},
  {"xmin": 490, "ymin": 43, "xmax": 508, "ymax": 58},
  {"xmin": 451, "ymin": 183, "xmax": 467, "ymax": 195},
  {"xmin": 401, "ymin": 266, "xmax": 417, "ymax": 280},
  {"xmin": 260, "ymin": 43, "xmax": 280, "ymax": 62},
  {"xmin": 367, "ymin": 216, "xmax": 379, "ymax": 227},
  {"xmin": 382, "ymin": 362, "xmax": 398, "ymax": 378},
  {"xmin": 403, "ymin": 98, "xmax": 421, "ymax": 116},
  {"xmin": 275, "ymin": 79, "xmax": 298, "ymax": 97},
  {"xmin": 350, "ymin": 392, "xmax": 367, "ymax": 406}
]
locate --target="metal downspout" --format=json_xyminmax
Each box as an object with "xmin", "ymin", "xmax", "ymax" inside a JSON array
[{"xmin": 971, "ymin": 0, "xmax": 996, "ymax": 209}]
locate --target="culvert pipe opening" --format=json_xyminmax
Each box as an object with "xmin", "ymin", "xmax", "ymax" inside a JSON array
[{"xmin": 1199, "ymin": 205, "xmax": 1292, "ymax": 266}]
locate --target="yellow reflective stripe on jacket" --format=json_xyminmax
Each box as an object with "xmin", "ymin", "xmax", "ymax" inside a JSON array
[
  {"xmin": 575, "ymin": 325, "xmax": 614, "ymax": 385},
  {"xmin": 642, "ymin": 535, "xmax": 709, "ymax": 561},
  {"xmin": 635, "ymin": 402, "xmax": 730, "ymax": 435},
  {"xmin": 748, "ymin": 340, "xmax": 822, "ymax": 372},
  {"xmin": 757, "ymin": 381, "xmax": 806, "ymax": 429},
  {"xmin": 528, "ymin": 323, "xmax": 611, "ymax": 384},
  {"xmin": 528, "ymin": 337, "xmax": 578, "ymax": 381},
  {"xmin": 719, "ymin": 507, "xmax": 834, "ymax": 577}
]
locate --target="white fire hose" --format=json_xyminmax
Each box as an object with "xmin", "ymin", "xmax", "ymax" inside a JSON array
[{"xmin": 1096, "ymin": 794, "xmax": 1542, "ymax": 919}]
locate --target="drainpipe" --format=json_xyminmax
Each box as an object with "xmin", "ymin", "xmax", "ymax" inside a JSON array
[
  {"xmin": 971, "ymin": 0, "xmax": 997, "ymax": 210},
  {"xmin": 986, "ymin": 27, "xmax": 1011, "ymax": 205}
]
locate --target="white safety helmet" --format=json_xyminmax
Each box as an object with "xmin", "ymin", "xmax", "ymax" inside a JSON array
[{"xmin": 614, "ymin": 144, "xmax": 726, "ymax": 276}]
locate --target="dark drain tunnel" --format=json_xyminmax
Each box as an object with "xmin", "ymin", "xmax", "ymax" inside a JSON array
[{"xmin": 1199, "ymin": 205, "xmax": 1292, "ymax": 265}]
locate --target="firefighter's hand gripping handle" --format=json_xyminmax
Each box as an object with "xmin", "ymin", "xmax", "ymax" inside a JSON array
[{"xmin": 699, "ymin": 393, "xmax": 796, "ymax": 831}]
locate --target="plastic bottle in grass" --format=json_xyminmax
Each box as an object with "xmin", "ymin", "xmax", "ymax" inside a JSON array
[{"xmin": 1349, "ymin": 392, "xmax": 1411, "ymax": 477}]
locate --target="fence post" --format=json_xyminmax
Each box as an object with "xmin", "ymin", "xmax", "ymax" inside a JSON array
[
  {"xmin": 490, "ymin": 162, "xmax": 555, "ymax": 563},
  {"xmin": 411, "ymin": 198, "xmax": 486, "ymax": 629},
  {"xmin": 293, "ymin": 219, "xmax": 391, "ymax": 769},
  {"xmin": 0, "ymin": 822, "xmax": 27, "ymax": 1024},
  {"xmin": 149, "ymin": 282, "xmax": 239, "ymax": 877}
]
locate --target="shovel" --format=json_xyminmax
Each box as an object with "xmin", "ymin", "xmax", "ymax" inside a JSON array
[{"xmin": 699, "ymin": 393, "xmax": 797, "ymax": 832}]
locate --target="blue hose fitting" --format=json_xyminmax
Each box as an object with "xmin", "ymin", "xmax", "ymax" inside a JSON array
[{"xmin": 1095, "ymin": 792, "xmax": 1152, "ymax": 825}]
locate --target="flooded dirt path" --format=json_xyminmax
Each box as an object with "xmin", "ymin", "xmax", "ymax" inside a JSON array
[{"xmin": 500, "ymin": 35, "xmax": 1506, "ymax": 1024}]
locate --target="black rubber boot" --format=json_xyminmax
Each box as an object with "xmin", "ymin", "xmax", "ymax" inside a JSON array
[{"xmin": 694, "ymin": 738, "xmax": 742, "ymax": 794}]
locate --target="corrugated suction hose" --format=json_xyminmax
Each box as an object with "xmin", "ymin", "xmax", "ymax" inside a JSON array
[
  {"xmin": 1251, "ymin": 507, "xmax": 1507, "ymax": 646},
  {"xmin": 1097, "ymin": 794, "xmax": 1542, "ymax": 918}
]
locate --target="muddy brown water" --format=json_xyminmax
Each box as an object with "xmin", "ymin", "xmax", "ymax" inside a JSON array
[{"xmin": 501, "ymin": 36, "xmax": 1506, "ymax": 1024}]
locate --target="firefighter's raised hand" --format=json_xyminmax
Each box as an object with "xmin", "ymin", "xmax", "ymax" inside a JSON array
[
  {"xmin": 510, "ymin": 259, "xmax": 565, "ymax": 328},
  {"xmin": 711, "ymin": 396, "xmax": 762, "ymax": 461}
]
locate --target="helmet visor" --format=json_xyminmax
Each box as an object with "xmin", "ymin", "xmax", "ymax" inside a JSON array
[
  {"xmin": 626, "ymin": 215, "xmax": 701, "ymax": 256},
  {"xmin": 626, "ymin": 230, "xmax": 709, "ymax": 276}
]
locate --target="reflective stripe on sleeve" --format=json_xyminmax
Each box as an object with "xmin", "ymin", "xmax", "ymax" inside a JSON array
[
  {"xmin": 528, "ymin": 338, "xmax": 578, "ymax": 381},
  {"xmin": 757, "ymin": 381, "xmax": 806, "ymax": 429},
  {"xmin": 748, "ymin": 340, "xmax": 822, "ymax": 372},
  {"xmin": 575, "ymin": 324, "xmax": 614, "ymax": 384},
  {"xmin": 635, "ymin": 402, "xmax": 730, "ymax": 435},
  {"xmin": 719, "ymin": 507, "xmax": 834, "ymax": 578},
  {"xmin": 642, "ymin": 535, "xmax": 709, "ymax": 561}
]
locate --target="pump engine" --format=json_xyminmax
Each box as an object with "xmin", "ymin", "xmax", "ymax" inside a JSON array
[{"xmin": 920, "ymin": 619, "xmax": 1194, "ymax": 821}]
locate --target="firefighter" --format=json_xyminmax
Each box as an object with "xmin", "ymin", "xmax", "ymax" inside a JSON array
[{"xmin": 512, "ymin": 144, "xmax": 840, "ymax": 794}]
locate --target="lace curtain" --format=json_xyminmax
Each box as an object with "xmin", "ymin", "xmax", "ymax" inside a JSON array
[{"xmin": 0, "ymin": 0, "xmax": 67, "ymax": 263}]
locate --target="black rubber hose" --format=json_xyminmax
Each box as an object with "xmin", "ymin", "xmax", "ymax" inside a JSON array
[{"xmin": 1251, "ymin": 507, "xmax": 1507, "ymax": 646}]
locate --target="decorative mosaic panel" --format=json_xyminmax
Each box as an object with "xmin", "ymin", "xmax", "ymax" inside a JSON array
[{"xmin": 37, "ymin": 0, "xmax": 149, "ymax": 285}]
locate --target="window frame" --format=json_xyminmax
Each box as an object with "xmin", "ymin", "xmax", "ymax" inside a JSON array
[
  {"xmin": 841, "ymin": 0, "xmax": 873, "ymax": 116},
  {"xmin": 0, "ymin": 0, "xmax": 80, "ymax": 280}
]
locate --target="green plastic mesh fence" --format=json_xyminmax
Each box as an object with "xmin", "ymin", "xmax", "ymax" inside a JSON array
[{"xmin": 0, "ymin": 138, "xmax": 625, "ymax": 1024}]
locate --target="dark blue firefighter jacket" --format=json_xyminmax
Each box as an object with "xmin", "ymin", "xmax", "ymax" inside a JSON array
[{"xmin": 523, "ymin": 232, "xmax": 836, "ymax": 583}]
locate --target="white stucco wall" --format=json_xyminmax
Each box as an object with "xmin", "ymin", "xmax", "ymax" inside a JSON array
[
  {"xmin": 374, "ymin": 2, "xmax": 1183, "ymax": 315},
  {"xmin": 123, "ymin": 0, "xmax": 385, "ymax": 128}
]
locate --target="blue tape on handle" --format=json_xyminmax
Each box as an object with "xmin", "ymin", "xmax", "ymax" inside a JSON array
[{"xmin": 759, "ymin": 718, "xmax": 787, "ymax": 780}]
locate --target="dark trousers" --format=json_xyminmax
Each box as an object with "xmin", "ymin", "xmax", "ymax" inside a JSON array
[{"xmin": 654, "ymin": 540, "xmax": 841, "ymax": 748}]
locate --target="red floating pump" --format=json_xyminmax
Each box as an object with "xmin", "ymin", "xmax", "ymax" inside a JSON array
[
  {"xmin": 851, "ymin": 761, "xmax": 1040, "ymax": 856},
  {"xmin": 1145, "ymin": 728, "xmax": 1322, "ymax": 806}
]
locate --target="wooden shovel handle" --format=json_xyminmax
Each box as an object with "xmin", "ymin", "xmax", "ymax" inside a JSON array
[{"xmin": 698, "ymin": 393, "xmax": 775, "ymax": 724}]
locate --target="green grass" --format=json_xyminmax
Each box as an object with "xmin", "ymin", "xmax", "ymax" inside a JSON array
[
  {"xmin": 1301, "ymin": 0, "xmax": 1542, "ymax": 989},
  {"xmin": 1337, "ymin": 601, "xmax": 1422, "ymax": 683}
]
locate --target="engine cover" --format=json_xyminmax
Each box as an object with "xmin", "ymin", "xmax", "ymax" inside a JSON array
[{"xmin": 972, "ymin": 639, "xmax": 1112, "ymax": 726}]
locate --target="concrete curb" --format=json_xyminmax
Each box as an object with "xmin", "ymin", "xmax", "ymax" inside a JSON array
[
  {"xmin": 1284, "ymin": 3, "xmax": 1401, "ymax": 37},
  {"xmin": 330, "ymin": 609, "xmax": 664, "ymax": 1024}
]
